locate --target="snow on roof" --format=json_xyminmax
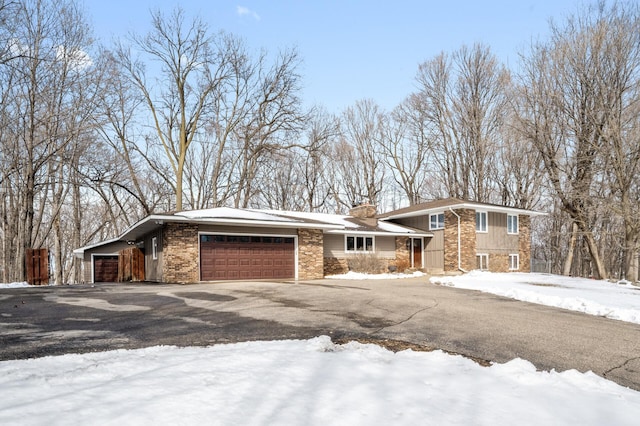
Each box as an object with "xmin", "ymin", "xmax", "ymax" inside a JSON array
[
  {"xmin": 376, "ymin": 220, "xmax": 422, "ymax": 234},
  {"xmin": 177, "ymin": 207, "xmax": 299, "ymax": 223},
  {"xmin": 258, "ymin": 210, "xmax": 360, "ymax": 228},
  {"xmin": 255, "ymin": 209, "xmax": 431, "ymax": 235}
]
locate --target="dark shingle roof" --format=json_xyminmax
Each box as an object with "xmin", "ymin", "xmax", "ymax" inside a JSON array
[{"xmin": 378, "ymin": 198, "xmax": 544, "ymax": 220}]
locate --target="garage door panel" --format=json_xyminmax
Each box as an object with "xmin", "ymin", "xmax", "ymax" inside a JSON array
[
  {"xmin": 94, "ymin": 256, "xmax": 119, "ymax": 282},
  {"xmin": 200, "ymin": 234, "xmax": 295, "ymax": 281}
]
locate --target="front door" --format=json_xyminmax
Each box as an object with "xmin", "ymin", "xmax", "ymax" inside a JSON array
[{"xmin": 411, "ymin": 238, "xmax": 423, "ymax": 269}]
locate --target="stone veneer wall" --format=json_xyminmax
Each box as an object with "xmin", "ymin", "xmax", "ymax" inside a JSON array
[
  {"xmin": 162, "ymin": 223, "xmax": 199, "ymax": 283},
  {"xmin": 298, "ymin": 229, "xmax": 324, "ymax": 279},
  {"xmin": 519, "ymin": 215, "xmax": 531, "ymax": 272},
  {"xmin": 490, "ymin": 254, "xmax": 509, "ymax": 272},
  {"xmin": 394, "ymin": 236, "xmax": 411, "ymax": 271},
  {"xmin": 324, "ymin": 257, "xmax": 348, "ymax": 276},
  {"xmin": 444, "ymin": 209, "xmax": 476, "ymax": 272}
]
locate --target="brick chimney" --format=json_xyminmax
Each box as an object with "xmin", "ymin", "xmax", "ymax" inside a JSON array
[{"xmin": 349, "ymin": 203, "xmax": 378, "ymax": 226}]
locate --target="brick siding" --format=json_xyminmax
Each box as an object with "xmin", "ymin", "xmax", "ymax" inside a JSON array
[
  {"xmin": 519, "ymin": 215, "xmax": 531, "ymax": 272},
  {"xmin": 162, "ymin": 223, "xmax": 199, "ymax": 283},
  {"xmin": 298, "ymin": 229, "xmax": 324, "ymax": 279},
  {"xmin": 324, "ymin": 256, "xmax": 349, "ymax": 276},
  {"xmin": 444, "ymin": 209, "xmax": 476, "ymax": 272},
  {"xmin": 394, "ymin": 236, "xmax": 411, "ymax": 271},
  {"xmin": 490, "ymin": 254, "xmax": 509, "ymax": 272}
]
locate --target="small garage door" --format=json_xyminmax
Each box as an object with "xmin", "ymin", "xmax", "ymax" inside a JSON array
[
  {"xmin": 94, "ymin": 255, "xmax": 119, "ymax": 282},
  {"xmin": 200, "ymin": 235, "xmax": 295, "ymax": 280}
]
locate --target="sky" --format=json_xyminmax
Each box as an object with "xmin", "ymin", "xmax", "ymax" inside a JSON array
[{"xmin": 88, "ymin": 0, "xmax": 580, "ymax": 113}]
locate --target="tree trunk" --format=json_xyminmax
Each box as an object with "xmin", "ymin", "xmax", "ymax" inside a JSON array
[
  {"xmin": 581, "ymin": 227, "xmax": 608, "ymax": 280},
  {"xmin": 563, "ymin": 222, "xmax": 578, "ymax": 276}
]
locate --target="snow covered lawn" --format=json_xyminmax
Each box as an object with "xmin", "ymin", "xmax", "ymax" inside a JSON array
[
  {"xmin": 2, "ymin": 272, "xmax": 640, "ymax": 424},
  {"xmin": 327, "ymin": 270, "xmax": 426, "ymax": 280},
  {"xmin": 1, "ymin": 336, "xmax": 639, "ymax": 426},
  {"xmin": 0, "ymin": 281, "xmax": 30, "ymax": 288},
  {"xmin": 430, "ymin": 271, "xmax": 640, "ymax": 325}
]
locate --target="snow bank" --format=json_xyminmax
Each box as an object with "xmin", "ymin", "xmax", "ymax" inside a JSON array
[
  {"xmin": 327, "ymin": 271, "xmax": 425, "ymax": 280},
  {"xmin": 431, "ymin": 271, "xmax": 640, "ymax": 324},
  {"xmin": 0, "ymin": 282, "xmax": 30, "ymax": 289},
  {"xmin": 0, "ymin": 337, "xmax": 638, "ymax": 425}
]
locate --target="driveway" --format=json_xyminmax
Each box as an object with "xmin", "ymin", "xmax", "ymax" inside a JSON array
[{"xmin": 1, "ymin": 277, "xmax": 639, "ymax": 391}]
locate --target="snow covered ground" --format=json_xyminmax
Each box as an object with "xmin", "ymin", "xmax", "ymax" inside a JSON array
[
  {"xmin": 2, "ymin": 272, "xmax": 640, "ymax": 424},
  {"xmin": 327, "ymin": 270, "xmax": 426, "ymax": 280},
  {"xmin": 430, "ymin": 271, "xmax": 640, "ymax": 325},
  {"xmin": 0, "ymin": 281, "xmax": 30, "ymax": 288},
  {"xmin": 0, "ymin": 336, "xmax": 639, "ymax": 425}
]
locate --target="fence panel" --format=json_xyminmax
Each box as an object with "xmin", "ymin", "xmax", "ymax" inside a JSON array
[
  {"xmin": 26, "ymin": 248, "xmax": 49, "ymax": 285},
  {"xmin": 118, "ymin": 247, "xmax": 145, "ymax": 282}
]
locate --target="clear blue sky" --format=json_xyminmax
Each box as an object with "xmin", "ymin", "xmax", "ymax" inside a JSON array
[{"xmin": 87, "ymin": 0, "xmax": 580, "ymax": 113}]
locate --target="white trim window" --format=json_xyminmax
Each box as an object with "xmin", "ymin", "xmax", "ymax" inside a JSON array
[
  {"xmin": 476, "ymin": 211, "xmax": 488, "ymax": 233},
  {"xmin": 429, "ymin": 212, "xmax": 445, "ymax": 230},
  {"xmin": 507, "ymin": 214, "xmax": 519, "ymax": 235},
  {"xmin": 345, "ymin": 235, "xmax": 374, "ymax": 253},
  {"xmin": 152, "ymin": 236, "xmax": 158, "ymax": 260},
  {"xmin": 477, "ymin": 253, "xmax": 489, "ymax": 271},
  {"xmin": 509, "ymin": 254, "xmax": 519, "ymax": 271}
]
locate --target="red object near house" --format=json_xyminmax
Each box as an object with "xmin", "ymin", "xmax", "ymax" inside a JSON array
[
  {"xmin": 118, "ymin": 247, "xmax": 145, "ymax": 282},
  {"xmin": 26, "ymin": 248, "xmax": 49, "ymax": 286}
]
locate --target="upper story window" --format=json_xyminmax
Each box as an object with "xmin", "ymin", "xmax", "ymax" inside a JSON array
[
  {"xmin": 345, "ymin": 235, "xmax": 374, "ymax": 253},
  {"xmin": 429, "ymin": 213, "xmax": 445, "ymax": 230},
  {"xmin": 507, "ymin": 214, "xmax": 519, "ymax": 234},
  {"xmin": 476, "ymin": 211, "xmax": 488, "ymax": 233}
]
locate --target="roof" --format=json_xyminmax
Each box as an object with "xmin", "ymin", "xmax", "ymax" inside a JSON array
[
  {"xmin": 71, "ymin": 237, "xmax": 122, "ymax": 257},
  {"xmin": 261, "ymin": 210, "xmax": 432, "ymax": 236},
  {"xmin": 74, "ymin": 207, "xmax": 432, "ymax": 256},
  {"xmin": 378, "ymin": 198, "xmax": 546, "ymax": 221}
]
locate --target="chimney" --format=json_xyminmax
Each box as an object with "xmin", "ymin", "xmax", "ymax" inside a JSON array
[{"xmin": 349, "ymin": 203, "xmax": 378, "ymax": 226}]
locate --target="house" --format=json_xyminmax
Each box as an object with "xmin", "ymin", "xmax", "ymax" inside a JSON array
[{"xmin": 73, "ymin": 198, "xmax": 544, "ymax": 283}]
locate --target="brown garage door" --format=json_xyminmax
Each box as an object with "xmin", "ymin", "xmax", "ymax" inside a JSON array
[
  {"xmin": 94, "ymin": 255, "xmax": 119, "ymax": 282},
  {"xmin": 200, "ymin": 235, "xmax": 295, "ymax": 281}
]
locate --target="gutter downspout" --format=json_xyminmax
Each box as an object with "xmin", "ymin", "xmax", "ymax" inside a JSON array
[{"xmin": 449, "ymin": 208, "xmax": 468, "ymax": 273}]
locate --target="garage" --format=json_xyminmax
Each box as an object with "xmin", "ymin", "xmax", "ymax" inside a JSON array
[
  {"xmin": 93, "ymin": 255, "xmax": 119, "ymax": 282},
  {"xmin": 200, "ymin": 235, "xmax": 296, "ymax": 280}
]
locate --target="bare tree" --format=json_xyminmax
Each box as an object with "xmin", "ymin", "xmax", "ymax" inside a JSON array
[
  {"xmin": 0, "ymin": 0, "xmax": 97, "ymax": 282},
  {"xmin": 333, "ymin": 99, "xmax": 386, "ymax": 209},
  {"xmin": 378, "ymin": 96, "xmax": 432, "ymax": 205},
  {"xmin": 232, "ymin": 48, "xmax": 306, "ymax": 208},
  {"xmin": 515, "ymin": 2, "xmax": 640, "ymax": 279},
  {"xmin": 414, "ymin": 44, "xmax": 510, "ymax": 203},
  {"xmin": 115, "ymin": 7, "xmax": 228, "ymax": 211},
  {"xmin": 595, "ymin": 2, "xmax": 640, "ymax": 280},
  {"xmin": 300, "ymin": 107, "xmax": 340, "ymax": 212},
  {"xmin": 0, "ymin": 1, "xmax": 18, "ymax": 64}
]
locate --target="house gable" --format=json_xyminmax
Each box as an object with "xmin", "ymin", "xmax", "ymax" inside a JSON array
[{"xmin": 380, "ymin": 198, "xmax": 544, "ymax": 274}]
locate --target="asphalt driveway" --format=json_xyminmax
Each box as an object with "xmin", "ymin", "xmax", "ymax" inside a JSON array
[{"xmin": 1, "ymin": 277, "xmax": 639, "ymax": 391}]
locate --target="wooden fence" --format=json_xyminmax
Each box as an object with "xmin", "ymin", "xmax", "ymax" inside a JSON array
[
  {"xmin": 118, "ymin": 247, "xmax": 145, "ymax": 282},
  {"xmin": 26, "ymin": 248, "xmax": 49, "ymax": 286}
]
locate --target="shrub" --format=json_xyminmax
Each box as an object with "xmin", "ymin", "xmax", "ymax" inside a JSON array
[
  {"xmin": 395, "ymin": 259, "xmax": 410, "ymax": 272},
  {"xmin": 347, "ymin": 253, "xmax": 386, "ymax": 274}
]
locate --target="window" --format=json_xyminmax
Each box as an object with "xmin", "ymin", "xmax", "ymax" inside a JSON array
[
  {"xmin": 507, "ymin": 214, "xmax": 519, "ymax": 234},
  {"xmin": 476, "ymin": 211, "xmax": 488, "ymax": 233},
  {"xmin": 509, "ymin": 254, "xmax": 519, "ymax": 271},
  {"xmin": 152, "ymin": 236, "xmax": 158, "ymax": 260},
  {"xmin": 476, "ymin": 254, "xmax": 489, "ymax": 271},
  {"xmin": 429, "ymin": 213, "xmax": 445, "ymax": 230},
  {"xmin": 345, "ymin": 235, "xmax": 374, "ymax": 253}
]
